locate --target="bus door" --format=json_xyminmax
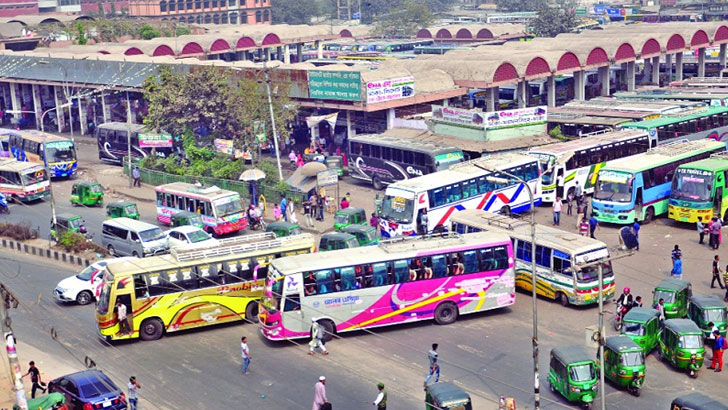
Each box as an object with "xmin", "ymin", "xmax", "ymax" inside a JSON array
[
  {"xmin": 282, "ymin": 273, "xmax": 305, "ymax": 332},
  {"xmin": 414, "ymin": 192, "xmax": 431, "ymax": 233},
  {"xmin": 715, "ymin": 171, "xmax": 725, "ymax": 219}
]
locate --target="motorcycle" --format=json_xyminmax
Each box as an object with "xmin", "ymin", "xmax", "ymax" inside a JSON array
[
  {"xmin": 248, "ymin": 215, "xmax": 266, "ymax": 231},
  {"xmin": 0, "ymin": 194, "xmax": 9, "ymax": 214},
  {"xmin": 614, "ymin": 301, "xmax": 629, "ymax": 331}
]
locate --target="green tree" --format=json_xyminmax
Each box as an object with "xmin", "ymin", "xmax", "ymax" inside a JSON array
[
  {"xmin": 375, "ymin": 1, "xmax": 433, "ymax": 37},
  {"xmin": 272, "ymin": 0, "xmax": 318, "ymax": 24},
  {"xmin": 495, "ymin": 0, "xmax": 540, "ymax": 12},
  {"xmin": 75, "ymin": 23, "xmax": 88, "ymax": 45},
  {"xmin": 138, "ymin": 24, "xmax": 161, "ymax": 40},
  {"xmin": 175, "ymin": 25, "xmax": 190, "ymax": 36},
  {"xmin": 531, "ymin": 1, "xmax": 579, "ymax": 37}
]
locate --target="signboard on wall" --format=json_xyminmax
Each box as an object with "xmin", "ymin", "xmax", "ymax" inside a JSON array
[
  {"xmin": 317, "ymin": 169, "xmax": 339, "ymax": 187},
  {"xmin": 366, "ymin": 76, "xmax": 415, "ymax": 103},
  {"xmin": 432, "ymin": 105, "xmax": 485, "ymax": 129},
  {"xmin": 138, "ymin": 133, "xmax": 173, "ymax": 148},
  {"xmin": 484, "ymin": 106, "xmax": 547, "ymax": 130},
  {"xmin": 214, "ymin": 138, "xmax": 233, "ymax": 155},
  {"xmin": 308, "ymin": 70, "xmax": 362, "ymax": 101}
]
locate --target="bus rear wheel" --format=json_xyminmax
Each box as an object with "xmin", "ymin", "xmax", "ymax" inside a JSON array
[
  {"xmin": 434, "ymin": 302, "xmax": 459, "ymax": 325},
  {"xmin": 140, "ymin": 318, "xmax": 164, "ymax": 341},
  {"xmin": 372, "ymin": 176, "xmax": 383, "ymax": 191},
  {"xmin": 245, "ymin": 301, "xmax": 259, "ymax": 323},
  {"xmin": 557, "ymin": 292, "xmax": 569, "ymax": 307}
]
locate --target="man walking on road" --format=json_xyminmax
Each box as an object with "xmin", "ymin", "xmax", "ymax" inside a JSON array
[
  {"xmin": 312, "ymin": 376, "xmax": 328, "ymax": 410},
  {"xmin": 632, "ymin": 219, "xmax": 640, "ymax": 251},
  {"xmin": 713, "ymin": 255, "xmax": 725, "ymax": 289},
  {"xmin": 308, "ymin": 319, "xmax": 329, "ymax": 355},
  {"xmin": 22, "ymin": 361, "xmax": 46, "ymax": 398},
  {"xmin": 709, "ymin": 330, "xmax": 725, "ymax": 372},
  {"xmin": 372, "ymin": 382, "xmax": 387, "ymax": 409},
  {"xmin": 424, "ymin": 343, "xmax": 440, "ymax": 387},
  {"xmin": 132, "ymin": 166, "xmax": 141, "ymax": 187},
  {"xmin": 588, "ymin": 214, "xmax": 599, "ymax": 239},
  {"xmin": 552, "ymin": 197, "xmax": 562, "ymax": 226},
  {"xmin": 127, "ymin": 376, "xmax": 141, "ymax": 410},
  {"xmin": 241, "ymin": 336, "xmax": 251, "ymax": 375}
]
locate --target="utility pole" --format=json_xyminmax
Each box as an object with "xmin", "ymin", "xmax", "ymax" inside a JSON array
[
  {"xmin": 126, "ymin": 92, "xmax": 133, "ymax": 188},
  {"xmin": 1, "ymin": 283, "xmax": 27, "ymax": 410},
  {"xmin": 42, "ymin": 137, "xmax": 57, "ymax": 247},
  {"xmin": 262, "ymin": 60, "xmax": 284, "ymax": 181}
]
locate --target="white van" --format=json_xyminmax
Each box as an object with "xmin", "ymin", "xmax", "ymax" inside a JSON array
[
  {"xmin": 53, "ymin": 257, "xmax": 136, "ymax": 305},
  {"xmin": 101, "ymin": 218, "xmax": 169, "ymax": 257}
]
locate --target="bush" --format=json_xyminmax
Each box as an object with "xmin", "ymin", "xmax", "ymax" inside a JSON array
[
  {"xmin": 58, "ymin": 231, "xmax": 108, "ymax": 256},
  {"xmin": 0, "ymin": 222, "xmax": 38, "ymax": 241}
]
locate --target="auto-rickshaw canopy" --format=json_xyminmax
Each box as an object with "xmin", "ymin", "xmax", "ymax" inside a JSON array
[
  {"xmin": 552, "ymin": 345, "xmax": 593, "ymax": 365},
  {"xmin": 623, "ymin": 307, "xmax": 660, "ymax": 324},
  {"xmin": 605, "ymin": 335, "xmax": 642, "ymax": 353},
  {"xmin": 690, "ymin": 295, "xmax": 725, "ymax": 311},
  {"xmin": 671, "ymin": 392, "xmax": 728, "ymax": 410}
]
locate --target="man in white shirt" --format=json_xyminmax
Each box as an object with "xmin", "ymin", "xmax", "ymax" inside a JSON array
[
  {"xmin": 116, "ymin": 301, "xmax": 129, "ymax": 335},
  {"xmin": 372, "ymin": 382, "xmax": 387, "ymax": 409},
  {"xmin": 552, "ymin": 197, "xmax": 563, "ymax": 226},
  {"xmin": 241, "ymin": 336, "xmax": 251, "ymax": 375},
  {"xmin": 127, "ymin": 376, "xmax": 141, "ymax": 410}
]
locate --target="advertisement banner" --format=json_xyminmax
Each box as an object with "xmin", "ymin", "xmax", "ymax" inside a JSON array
[
  {"xmin": 317, "ymin": 169, "xmax": 338, "ymax": 187},
  {"xmin": 366, "ymin": 76, "xmax": 415, "ymax": 103},
  {"xmin": 485, "ymin": 106, "xmax": 547, "ymax": 130},
  {"xmin": 138, "ymin": 133, "xmax": 173, "ymax": 148},
  {"xmin": 432, "ymin": 105, "xmax": 485, "ymax": 129},
  {"xmin": 214, "ymin": 138, "xmax": 234, "ymax": 155},
  {"xmin": 308, "ymin": 70, "xmax": 362, "ymax": 101}
]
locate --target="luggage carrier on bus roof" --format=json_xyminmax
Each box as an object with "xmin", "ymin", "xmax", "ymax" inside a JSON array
[
  {"xmin": 646, "ymin": 139, "xmax": 714, "ymax": 156},
  {"xmin": 172, "ymin": 232, "xmax": 310, "ymax": 261},
  {"xmin": 710, "ymin": 151, "xmax": 728, "ymax": 160},
  {"xmin": 377, "ymin": 231, "xmax": 463, "ymax": 252}
]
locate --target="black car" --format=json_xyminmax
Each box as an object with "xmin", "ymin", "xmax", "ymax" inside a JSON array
[{"xmin": 48, "ymin": 369, "xmax": 127, "ymax": 410}]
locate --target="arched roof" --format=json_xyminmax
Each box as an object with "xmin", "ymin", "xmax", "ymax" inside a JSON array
[{"xmin": 415, "ymin": 24, "xmax": 525, "ymax": 39}]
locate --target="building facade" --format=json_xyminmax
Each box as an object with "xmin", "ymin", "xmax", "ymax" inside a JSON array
[{"xmin": 128, "ymin": 0, "xmax": 271, "ymax": 24}]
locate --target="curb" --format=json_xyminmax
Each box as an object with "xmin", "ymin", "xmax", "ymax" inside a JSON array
[
  {"xmin": 0, "ymin": 238, "xmax": 91, "ymax": 267},
  {"xmin": 107, "ymin": 185, "xmax": 155, "ymax": 203}
]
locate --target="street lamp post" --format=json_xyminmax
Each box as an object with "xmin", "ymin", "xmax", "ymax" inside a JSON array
[
  {"xmin": 262, "ymin": 58, "xmax": 284, "ymax": 181},
  {"xmin": 476, "ymin": 164, "xmax": 539, "ymax": 410}
]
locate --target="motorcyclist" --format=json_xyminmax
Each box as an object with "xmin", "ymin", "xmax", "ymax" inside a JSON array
[
  {"xmin": 632, "ymin": 295, "xmax": 643, "ymax": 309},
  {"xmin": 247, "ymin": 204, "xmax": 260, "ymax": 228},
  {"xmin": 616, "ymin": 287, "xmax": 634, "ymax": 312}
]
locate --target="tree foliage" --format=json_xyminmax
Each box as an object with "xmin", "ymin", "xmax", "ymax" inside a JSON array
[
  {"xmin": 138, "ymin": 24, "xmax": 161, "ymax": 40},
  {"xmin": 495, "ymin": 0, "xmax": 540, "ymax": 12},
  {"xmin": 531, "ymin": 1, "xmax": 579, "ymax": 38},
  {"xmin": 375, "ymin": 1, "xmax": 434, "ymax": 37},
  {"xmin": 272, "ymin": 0, "xmax": 319, "ymax": 24},
  {"xmin": 319, "ymin": 0, "xmax": 447, "ymax": 24}
]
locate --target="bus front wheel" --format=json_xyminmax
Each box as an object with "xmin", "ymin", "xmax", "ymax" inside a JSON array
[
  {"xmin": 557, "ymin": 292, "xmax": 569, "ymax": 307},
  {"xmin": 140, "ymin": 318, "xmax": 164, "ymax": 341},
  {"xmin": 434, "ymin": 302, "xmax": 458, "ymax": 325},
  {"xmin": 316, "ymin": 320, "xmax": 335, "ymax": 342},
  {"xmin": 643, "ymin": 207, "xmax": 654, "ymax": 224},
  {"xmin": 245, "ymin": 301, "xmax": 259, "ymax": 323}
]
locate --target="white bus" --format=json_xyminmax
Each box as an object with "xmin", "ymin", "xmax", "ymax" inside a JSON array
[
  {"xmin": 379, "ymin": 153, "xmax": 541, "ymax": 238},
  {"xmin": 0, "ymin": 158, "xmax": 49, "ymax": 202},
  {"xmin": 528, "ymin": 129, "xmax": 651, "ymax": 203}
]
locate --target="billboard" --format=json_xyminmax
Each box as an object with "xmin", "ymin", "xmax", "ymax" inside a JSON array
[
  {"xmin": 138, "ymin": 133, "xmax": 173, "ymax": 148},
  {"xmin": 432, "ymin": 105, "xmax": 485, "ymax": 129},
  {"xmin": 484, "ymin": 106, "xmax": 547, "ymax": 130},
  {"xmin": 366, "ymin": 76, "xmax": 415, "ymax": 103},
  {"xmin": 308, "ymin": 70, "xmax": 362, "ymax": 101}
]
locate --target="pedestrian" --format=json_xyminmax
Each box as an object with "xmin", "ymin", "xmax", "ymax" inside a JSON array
[
  {"xmin": 127, "ymin": 376, "xmax": 141, "ymax": 410},
  {"xmin": 132, "ymin": 166, "xmax": 141, "ymax": 188},
  {"xmin": 317, "ymin": 192, "xmax": 326, "ymax": 221},
  {"xmin": 708, "ymin": 322, "xmax": 720, "ymax": 348},
  {"xmin": 297, "ymin": 154, "xmax": 305, "ymax": 168},
  {"xmin": 424, "ymin": 343, "xmax": 440, "ymax": 387},
  {"xmin": 566, "ymin": 191, "xmax": 574, "ymax": 216},
  {"xmin": 672, "ymin": 258, "xmax": 683, "ymax": 279},
  {"xmin": 116, "ymin": 300, "xmax": 129, "ymax": 335},
  {"xmin": 713, "ymin": 255, "xmax": 725, "ymax": 289},
  {"xmin": 289, "ymin": 149, "xmax": 297, "ymax": 168},
  {"xmin": 308, "ymin": 319, "xmax": 329, "ymax": 355},
  {"xmin": 241, "ymin": 336, "xmax": 251, "ymax": 375},
  {"xmin": 418, "ymin": 209, "xmax": 429, "ymax": 235},
  {"xmin": 578, "ymin": 217, "xmax": 589, "ymax": 236},
  {"xmin": 656, "ymin": 298, "xmax": 666, "ymax": 324},
  {"xmin": 724, "ymin": 265, "xmax": 728, "ymax": 302},
  {"xmin": 588, "ymin": 213, "xmax": 599, "ymax": 239},
  {"xmin": 632, "ymin": 296, "xmax": 643, "ymax": 309},
  {"xmin": 710, "ymin": 217, "xmax": 722, "ymax": 249},
  {"xmin": 22, "ymin": 361, "xmax": 46, "ymax": 398},
  {"xmin": 281, "ymin": 197, "xmax": 288, "ymax": 222},
  {"xmin": 288, "ymin": 201, "xmax": 298, "ymax": 225},
  {"xmin": 273, "ymin": 204, "xmax": 282, "ymax": 222},
  {"xmin": 698, "ymin": 216, "xmax": 706, "ymax": 244},
  {"xmin": 671, "ymin": 244, "xmax": 682, "ymax": 276},
  {"xmin": 552, "ymin": 197, "xmax": 562, "ymax": 226},
  {"xmin": 369, "ymin": 212, "xmax": 379, "ymax": 229},
  {"xmin": 340, "ymin": 196, "xmax": 349, "ymax": 210},
  {"xmin": 303, "ymin": 198, "xmax": 314, "ymax": 228},
  {"xmin": 632, "ymin": 218, "xmax": 640, "ymax": 251},
  {"xmin": 372, "ymin": 382, "xmax": 387, "ymax": 410},
  {"xmin": 312, "ymin": 376, "xmax": 328, "ymax": 410},
  {"xmin": 709, "ymin": 330, "xmax": 725, "ymax": 372}
]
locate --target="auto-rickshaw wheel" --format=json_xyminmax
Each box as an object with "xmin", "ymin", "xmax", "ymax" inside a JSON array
[
  {"xmin": 549, "ymin": 380, "xmax": 555, "ymax": 393},
  {"xmin": 689, "ymin": 369, "xmax": 697, "ymax": 378},
  {"xmin": 630, "ymin": 385, "xmax": 641, "ymax": 397},
  {"xmin": 582, "ymin": 401, "xmax": 592, "ymax": 409}
]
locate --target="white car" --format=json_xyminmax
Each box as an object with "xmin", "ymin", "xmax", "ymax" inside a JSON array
[
  {"xmin": 54, "ymin": 257, "xmax": 136, "ymax": 305},
  {"xmin": 166, "ymin": 225, "xmax": 219, "ymax": 250}
]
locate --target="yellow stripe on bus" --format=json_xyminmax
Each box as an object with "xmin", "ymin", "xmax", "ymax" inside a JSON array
[{"xmin": 474, "ymin": 290, "xmax": 486, "ymax": 311}]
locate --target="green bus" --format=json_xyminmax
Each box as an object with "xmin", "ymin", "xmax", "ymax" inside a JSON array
[
  {"xmin": 591, "ymin": 139, "xmax": 727, "ymax": 224},
  {"xmin": 668, "ymin": 152, "xmax": 728, "ymax": 223},
  {"xmin": 620, "ymin": 106, "xmax": 728, "ymax": 148}
]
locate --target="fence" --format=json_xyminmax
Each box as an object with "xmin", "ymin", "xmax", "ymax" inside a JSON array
[{"xmin": 123, "ymin": 158, "xmax": 306, "ymax": 204}]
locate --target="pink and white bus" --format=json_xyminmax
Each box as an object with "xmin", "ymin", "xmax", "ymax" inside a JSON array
[
  {"xmin": 259, "ymin": 231, "xmax": 515, "ymax": 341},
  {"xmin": 155, "ymin": 182, "xmax": 247, "ymax": 236}
]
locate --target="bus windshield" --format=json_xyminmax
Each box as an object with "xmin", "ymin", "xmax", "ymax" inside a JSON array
[
  {"xmin": 594, "ymin": 171, "xmax": 633, "ymax": 203},
  {"xmin": 20, "ymin": 169, "xmax": 46, "ymax": 185},
  {"xmin": 434, "ymin": 152, "xmax": 464, "ymax": 171},
  {"xmin": 530, "ymin": 153, "xmax": 555, "ymax": 185},
  {"xmin": 45, "ymin": 141, "xmax": 76, "ymax": 162},
  {"xmin": 576, "ymin": 261, "xmax": 614, "ymax": 283},
  {"xmin": 214, "ymin": 195, "xmax": 244, "ymax": 217},
  {"xmin": 381, "ymin": 195, "xmax": 415, "ymax": 223},
  {"xmin": 671, "ymin": 169, "xmax": 713, "ymax": 202}
]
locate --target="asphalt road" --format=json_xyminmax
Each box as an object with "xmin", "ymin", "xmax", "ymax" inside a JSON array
[{"xmin": 3, "ymin": 203, "xmax": 728, "ymax": 410}]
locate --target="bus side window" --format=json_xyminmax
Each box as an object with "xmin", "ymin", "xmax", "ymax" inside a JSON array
[
  {"xmin": 517, "ymin": 241, "xmax": 532, "ymax": 262},
  {"xmin": 462, "ymin": 250, "xmax": 478, "ymax": 274},
  {"xmin": 340, "ymin": 267, "xmax": 357, "ymax": 291},
  {"xmin": 316, "ymin": 270, "xmax": 334, "ymax": 294},
  {"xmin": 284, "ymin": 295, "xmax": 300, "ymax": 311},
  {"xmin": 372, "ymin": 262, "xmax": 388, "ymax": 286},
  {"xmin": 446, "ymin": 183, "xmax": 462, "ymax": 203},
  {"xmin": 495, "ymin": 246, "xmax": 509, "ymax": 269},
  {"xmin": 198, "ymin": 264, "xmax": 215, "ymax": 287},
  {"xmin": 393, "ymin": 260, "xmax": 409, "ymax": 283},
  {"xmin": 553, "ymin": 253, "xmax": 571, "ymax": 274},
  {"xmin": 204, "ymin": 201, "xmax": 213, "ymax": 217},
  {"xmin": 156, "ymin": 191, "xmax": 164, "ymax": 206},
  {"xmin": 180, "ymin": 268, "xmax": 197, "ymax": 290},
  {"xmin": 147, "ymin": 272, "xmax": 166, "ymax": 296},
  {"xmin": 478, "ymin": 248, "xmax": 495, "ymax": 271},
  {"xmin": 166, "ymin": 269, "xmax": 183, "ymax": 293},
  {"xmin": 304, "ymin": 272, "xmax": 317, "ymax": 295},
  {"xmin": 403, "ymin": 150, "xmax": 413, "ymax": 165},
  {"xmin": 355, "ymin": 265, "xmax": 367, "ymax": 288},
  {"xmin": 536, "ymin": 246, "xmax": 551, "ymax": 268},
  {"xmin": 133, "ymin": 274, "xmax": 150, "ymax": 299},
  {"xmin": 431, "ymin": 255, "xmax": 447, "ymax": 278},
  {"xmin": 430, "ymin": 188, "xmax": 445, "ymax": 208},
  {"xmin": 362, "ymin": 143, "xmax": 371, "ymax": 157},
  {"xmin": 449, "ymin": 253, "xmax": 464, "ymax": 276}
]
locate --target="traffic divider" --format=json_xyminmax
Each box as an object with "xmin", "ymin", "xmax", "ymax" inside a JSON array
[{"xmin": 0, "ymin": 238, "xmax": 91, "ymax": 267}]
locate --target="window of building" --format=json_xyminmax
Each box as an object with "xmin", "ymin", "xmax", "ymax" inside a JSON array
[
  {"xmin": 255, "ymin": 10, "xmax": 261, "ymax": 22},
  {"xmin": 213, "ymin": 13, "xmax": 220, "ymax": 23},
  {"xmin": 263, "ymin": 9, "xmax": 269, "ymax": 20},
  {"xmin": 220, "ymin": 0, "xmax": 226, "ymax": 6},
  {"xmin": 221, "ymin": 12, "xmax": 228, "ymax": 22},
  {"xmin": 195, "ymin": 0, "xmax": 201, "ymax": 7},
  {"xmin": 160, "ymin": 0, "xmax": 167, "ymax": 10},
  {"xmin": 203, "ymin": 0, "xmax": 209, "ymax": 7},
  {"xmin": 187, "ymin": 0, "xmax": 192, "ymax": 8},
  {"xmin": 177, "ymin": 0, "xmax": 184, "ymax": 9},
  {"xmin": 168, "ymin": 0, "xmax": 175, "ymax": 10},
  {"xmin": 230, "ymin": 12, "xmax": 238, "ymax": 23},
  {"xmin": 212, "ymin": 0, "xmax": 217, "ymax": 7},
  {"xmin": 204, "ymin": 13, "xmax": 212, "ymax": 23}
]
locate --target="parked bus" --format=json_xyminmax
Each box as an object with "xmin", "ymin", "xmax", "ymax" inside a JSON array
[
  {"xmin": 95, "ymin": 233, "xmax": 316, "ymax": 341},
  {"xmin": 5, "ymin": 130, "xmax": 76, "ymax": 178},
  {"xmin": 591, "ymin": 139, "xmax": 726, "ymax": 224},
  {"xmin": 348, "ymin": 133, "xmax": 464, "ymax": 190},
  {"xmin": 450, "ymin": 210, "xmax": 615, "ymax": 306},
  {"xmin": 668, "ymin": 152, "xmax": 728, "ymax": 223},
  {"xmin": 258, "ymin": 231, "xmax": 515, "ymax": 340},
  {"xmin": 379, "ymin": 153, "xmax": 541, "ymax": 237},
  {"xmin": 0, "ymin": 158, "xmax": 49, "ymax": 202},
  {"xmin": 620, "ymin": 106, "xmax": 728, "ymax": 147},
  {"xmin": 155, "ymin": 182, "xmax": 248, "ymax": 236},
  {"xmin": 96, "ymin": 122, "xmax": 177, "ymax": 165},
  {"xmin": 528, "ymin": 129, "xmax": 651, "ymax": 203}
]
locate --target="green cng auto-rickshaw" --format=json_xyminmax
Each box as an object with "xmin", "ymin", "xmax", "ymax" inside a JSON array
[
  {"xmin": 425, "ymin": 382, "xmax": 472, "ymax": 410},
  {"xmin": 334, "ymin": 207, "xmax": 366, "ymax": 231},
  {"xmin": 70, "ymin": 181, "xmax": 104, "ymax": 207},
  {"xmin": 342, "ymin": 224, "xmax": 379, "ymax": 246},
  {"xmin": 106, "ymin": 201, "xmax": 140, "ymax": 220},
  {"xmin": 688, "ymin": 295, "xmax": 727, "ymax": 338},
  {"xmin": 50, "ymin": 213, "xmax": 87, "ymax": 241},
  {"xmin": 671, "ymin": 393, "xmax": 728, "ymax": 410},
  {"xmin": 326, "ymin": 155, "xmax": 344, "ymax": 177},
  {"xmin": 653, "ymin": 278, "xmax": 691, "ymax": 319},
  {"xmin": 598, "ymin": 336, "xmax": 645, "ymax": 396},
  {"xmin": 549, "ymin": 346, "xmax": 598, "ymax": 408},
  {"xmin": 658, "ymin": 319, "xmax": 705, "ymax": 378},
  {"xmin": 318, "ymin": 232, "xmax": 360, "ymax": 252},
  {"xmin": 170, "ymin": 211, "xmax": 204, "ymax": 229},
  {"xmin": 266, "ymin": 221, "xmax": 303, "ymax": 237},
  {"xmin": 620, "ymin": 307, "xmax": 661, "ymax": 354}
]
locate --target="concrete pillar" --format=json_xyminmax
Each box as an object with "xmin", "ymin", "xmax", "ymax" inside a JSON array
[
  {"xmin": 627, "ymin": 61, "xmax": 636, "ymax": 91},
  {"xmin": 651, "ymin": 56, "xmax": 660, "ymax": 85},
  {"xmin": 283, "ymin": 44, "xmax": 290, "ymax": 64},
  {"xmin": 346, "ymin": 110, "xmax": 354, "ymax": 138},
  {"xmin": 78, "ymin": 96, "xmax": 87, "ymax": 135},
  {"xmin": 9, "ymin": 83, "xmax": 20, "ymax": 121},
  {"xmin": 643, "ymin": 60, "xmax": 651, "ymax": 86},
  {"xmin": 31, "ymin": 84, "xmax": 42, "ymax": 130},
  {"xmin": 101, "ymin": 91, "xmax": 110, "ymax": 123},
  {"xmin": 676, "ymin": 52, "xmax": 684, "ymax": 80},
  {"xmin": 485, "ymin": 86, "xmax": 498, "ymax": 112},
  {"xmin": 665, "ymin": 53, "xmax": 673, "ymax": 82},
  {"xmin": 54, "ymin": 86, "xmax": 64, "ymax": 132},
  {"xmin": 264, "ymin": 48, "xmax": 271, "ymax": 61},
  {"xmin": 574, "ymin": 70, "xmax": 585, "ymax": 101},
  {"xmin": 720, "ymin": 44, "xmax": 727, "ymax": 69},
  {"xmin": 698, "ymin": 48, "xmax": 706, "ymax": 77},
  {"xmin": 316, "ymin": 41, "xmax": 323, "ymax": 59},
  {"xmin": 547, "ymin": 75, "xmax": 556, "ymax": 107},
  {"xmin": 386, "ymin": 107, "xmax": 395, "ymax": 130},
  {"xmin": 517, "ymin": 81, "xmax": 527, "ymax": 108},
  {"xmin": 276, "ymin": 46, "xmax": 283, "ymax": 62},
  {"xmin": 598, "ymin": 66, "xmax": 610, "ymax": 96},
  {"xmin": 296, "ymin": 43, "xmax": 303, "ymax": 62},
  {"xmin": 1, "ymin": 83, "xmax": 8, "ymax": 114}
]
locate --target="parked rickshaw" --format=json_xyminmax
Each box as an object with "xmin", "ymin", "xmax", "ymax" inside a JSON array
[
  {"xmin": 50, "ymin": 213, "xmax": 87, "ymax": 241},
  {"xmin": 671, "ymin": 393, "xmax": 728, "ymax": 410},
  {"xmin": 652, "ymin": 278, "xmax": 691, "ymax": 319},
  {"xmin": 319, "ymin": 232, "xmax": 359, "ymax": 251},
  {"xmin": 548, "ymin": 346, "xmax": 598, "ymax": 408},
  {"xmin": 266, "ymin": 221, "xmax": 302, "ymax": 237},
  {"xmin": 326, "ymin": 155, "xmax": 344, "ymax": 177},
  {"xmin": 425, "ymin": 382, "xmax": 472, "ymax": 410},
  {"xmin": 598, "ymin": 336, "xmax": 645, "ymax": 396},
  {"xmin": 106, "ymin": 201, "xmax": 139, "ymax": 220},
  {"xmin": 342, "ymin": 224, "xmax": 379, "ymax": 246},
  {"xmin": 688, "ymin": 295, "xmax": 727, "ymax": 338},
  {"xmin": 70, "ymin": 181, "xmax": 104, "ymax": 207},
  {"xmin": 334, "ymin": 207, "xmax": 366, "ymax": 231},
  {"xmin": 620, "ymin": 307, "xmax": 661, "ymax": 354},
  {"xmin": 658, "ymin": 319, "xmax": 705, "ymax": 378},
  {"xmin": 170, "ymin": 211, "xmax": 204, "ymax": 229}
]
